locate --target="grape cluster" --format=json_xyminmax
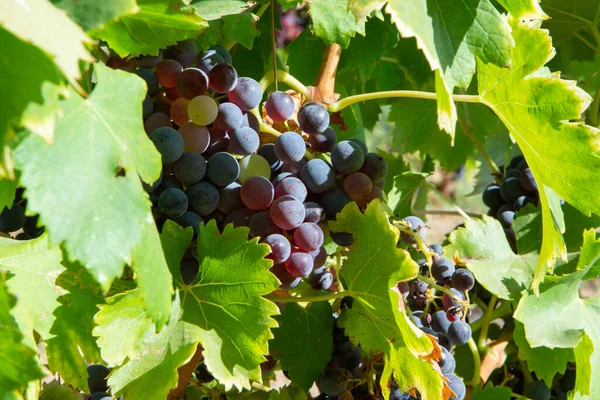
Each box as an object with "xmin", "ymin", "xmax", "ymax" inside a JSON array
[
  {"xmin": 0, "ymin": 189, "xmax": 44, "ymax": 240},
  {"xmin": 86, "ymin": 364, "xmax": 119, "ymax": 400},
  {"xmin": 110, "ymin": 40, "xmax": 389, "ymax": 289},
  {"xmin": 393, "ymin": 216, "xmax": 473, "ymax": 400},
  {"xmin": 481, "ymin": 154, "xmax": 538, "ymax": 252}
]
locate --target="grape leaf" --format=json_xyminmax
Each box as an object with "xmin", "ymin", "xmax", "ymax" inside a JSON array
[
  {"xmin": 181, "ymin": 221, "xmax": 279, "ymax": 390},
  {"xmin": 573, "ymin": 334, "xmax": 594, "ymax": 400},
  {"xmin": 513, "ymin": 322, "xmax": 573, "ymax": 386},
  {"xmin": 0, "ymin": 234, "xmax": 64, "ymax": 342},
  {"xmin": 385, "ymin": 0, "xmax": 514, "ymax": 135},
  {"xmin": 542, "ymin": 0, "xmax": 598, "ymax": 46},
  {"xmin": 270, "ymin": 302, "xmax": 334, "ymax": 391},
  {"xmin": 106, "ymin": 292, "xmax": 202, "ymax": 398},
  {"xmin": 130, "ymin": 216, "xmax": 173, "ymax": 328},
  {"xmin": 471, "ymin": 384, "xmax": 512, "ymax": 400},
  {"xmin": 287, "ymin": 30, "xmax": 323, "ymax": 86},
  {"xmin": 514, "ymin": 230, "xmax": 600, "ymax": 399},
  {"xmin": 0, "ymin": 29, "xmax": 63, "ymax": 177},
  {"xmin": 191, "ymin": 0, "xmax": 250, "ymax": 20},
  {"xmin": 40, "ymin": 381, "xmax": 83, "ymax": 400},
  {"xmin": 476, "ymin": 17, "xmax": 600, "ymax": 291},
  {"xmin": 159, "ymin": 220, "xmax": 193, "ymax": 287},
  {"xmin": 348, "ymin": 0, "xmax": 387, "ymax": 21},
  {"xmin": 495, "ymin": 0, "xmax": 548, "ymax": 19},
  {"xmin": 90, "ymin": 0, "xmax": 208, "ymax": 57},
  {"xmin": 222, "ymin": 13, "xmax": 259, "ymax": 50},
  {"xmin": 46, "ymin": 264, "xmax": 104, "ymax": 392},
  {"xmin": 388, "ymin": 100, "xmax": 491, "ymax": 171},
  {"xmin": 0, "ymin": 178, "xmax": 17, "ymax": 210},
  {"xmin": 51, "ymin": 0, "xmax": 138, "ymax": 31},
  {"xmin": 309, "ymin": 0, "xmax": 363, "ymax": 48},
  {"xmin": 445, "ymin": 216, "xmax": 538, "ymax": 300},
  {"xmin": 1, "ymin": 0, "xmax": 92, "ymax": 83},
  {"xmin": 387, "ymin": 172, "xmax": 427, "ymax": 217},
  {"xmin": 0, "ymin": 277, "xmax": 45, "ymax": 392},
  {"xmin": 14, "ymin": 64, "xmax": 162, "ymax": 292},
  {"xmin": 20, "ymin": 82, "xmax": 65, "ymax": 145},
  {"xmin": 330, "ymin": 201, "xmax": 447, "ymax": 399}
]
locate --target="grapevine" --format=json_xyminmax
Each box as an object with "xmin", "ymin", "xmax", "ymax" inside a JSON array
[{"xmin": 1, "ymin": 2, "xmax": 600, "ymax": 400}]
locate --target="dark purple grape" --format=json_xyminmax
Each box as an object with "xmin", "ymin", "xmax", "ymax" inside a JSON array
[
  {"xmin": 343, "ymin": 172, "xmax": 372, "ymax": 200},
  {"xmin": 249, "ymin": 211, "xmax": 279, "ymax": 238},
  {"xmin": 174, "ymin": 211, "xmax": 202, "ymax": 236},
  {"xmin": 87, "ymin": 364, "xmax": 110, "ymax": 394},
  {"xmin": 229, "ymin": 126, "xmax": 259, "ymax": 155},
  {"xmin": 320, "ymin": 187, "xmax": 351, "ymax": 218},
  {"xmin": 215, "ymin": 102, "xmax": 243, "ymax": 132},
  {"xmin": 271, "ymin": 262, "xmax": 301, "ymax": 289},
  {"xmin": 209, "ymin": 63, "xmax": 238, "ymax": 93},
  {"xmin": 136, "ymin": 67, "xmax": 159, "ymax": 95},
  {"xmin": 258, "ymin": 144, "xmax": 284, "ymax": 175},
  {"xmin": 228, "ymin": 77, "xmax": 263, "ymax": 111},
  {"xmin": 285, "ymin": 250, "xmax": 313, "ymax": 277},
  {"xmin": 298, "ymin": 102, "xmax": 329, "ymax": 134},
  {"xmin": 401, "ymin": 215, "xmax": 427, "ymax": 243},
  {"xmin": 164, "ymin": 40, "xmax": 198, "ymax": 68},
  {"xmin": 451, "ymin": 269, "xmax": 475, "ymax": 292},
  {"xmin": 301, "ymin": 159, "xmax": 336, "ymax": 194},
  {"xmin": 136, "ymin": 51, "xmax": 162, "ymax": 69},
  {"xmin": 142, "ymin": 95, "xmax": 154, "ymax": 119},
  {"xmin": 359, "ymin": 152, "xmax": 388, "ymax": 183},
  {"xmin": 520, "ymin": 168, "xmax": 538, "ymax": 192},
  {"xmin": 224, "ymin": 208, "xmax": 255, "ymax": 228},
  {"xmin": 431, "ymin": 257, "xmax": 455, "ymax": 282},
  {"xmin": 156, "ymin": 59, "xmax": 183, "ymax": 88},
  {"xmin": 348, "ymin": 138, "xmax": 368, "ymax": 154},
  {"xmin": 310, "ymin": 268, "xmax": 333, "ymax": 290},
  {"xmin": 430, "ymin": 310, "xmax": 451, "ymax": 335},
  {"xmin": 274, "ymin": 131, "xmax": 306, "ymax": 164},
  {"xmin": 442, "ymin": 288, "xmax": 465, "ymax": 310},
  {"xmin": 439, "ymin": 347, "xmax": 456, "ymax": 374},
  {"xmin": 497, "ymin": 206, "xmax": 515, "ymax": 228},
  {"xmin": 266, "ymin": 91, "xmax": 295, "ymax": 122},
  {"xmin": 310, "ymin": 246, "xmax": 327, "ymax": 269},
  {"xmin": 176, "ymin": 68, "xmax": 208, "ymax": 99},
  {"xmin": 308, "ymin": 126, "xmax": 337, "ymax": 153},
  {"xmin": 303, "ymin": 202, "xmax": 324, "ymax": 223},
  {"xmin": 196, "ymin": 49, "xmax": 224, "ymax": 74},
  {"xmin": 186, "ymin": 181, "xmax": 220, "ymax": 216},
  {"xmin": 448, "ymin": 321, "xmax": 471, "ymax": 345},
  {"xmin": 204, "ymin": 127, "xmax": 230, "ymax": 157},
  {"xmin": 206, "ymin": 152, "xmax": 239, "ymax": 187},
  {"xmin": 150, "ymin": 126, "xmax": 184, "ymax": 164},
  {"xmin": 500, "ymin": 177, "xmax": 524, "ymax": 204},
  {"xmin": 431, "ymin": 243, "xmax": 443, "ymax": 256},
  {"xmin": 241, "ymin": 176, "xmax": 274, "ymax": 210},
  {"xmin": 270, "ymin": 195, "xmax": 305, "ymax": 230},
  {"xmin": 275, "ymin": 177, "xmax": 307, "ymax": 202},
  {"xmin": 218, "ymin": 182, "xmax": 243, "ymax": 214},
  {"xmin": 173, "ymin": 152, "xmax": 206, "ymax": 185},
  {"xmin": 265, "ymin": 234, "xmax": 291, "ymax": 263},
  {"xmin": 331, "ymin": 140, "xmax": 364, "ymax": 175},
  {"xmin": 293, "ymin": 222, "xmax": 324, "ymax": 252},
  {"xmin": 241, "ymin": 112, "xmax": 260, "ymax": 132}
]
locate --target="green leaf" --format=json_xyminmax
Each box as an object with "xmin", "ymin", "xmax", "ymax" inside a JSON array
[
  {"xmin": 330, "ymin": 201, "xmax": 446, "ymax": 399},
  {"xmin": 20, "ymin": 82, "xmax": 65, "ymax": 145},
  {"xmin": 445, "ymin": 216, "xmax": 538, "ymax": 300},
  {"xmin": 46, "ymin": 264, "xmax": 104, "ymax": 392},
  {"xmin": 271, "ymin": 302, "xmax": 334, "ymax": 391},
  {"xmin": 191, "ymin": 0, "xmax": 250, "ymax": 20},
  {"xmin": 0, "ymin": 234, "xmax": 64, "ymax": 342},
  {"xmin": 513, "ymin": 322, "xmax": 574, "ymax": 386},
  {"xmin": 106, "ymin": 292, "xmax": 202, "ymax": 398},
  {"xmin": 0, "ymin": 178, "xmax": 17, "ymax": 210},
  {"xmin": 181, "ymin": 221, "xmax": 279, "ymax": 390},
  {"xmin": 14, "ymin": 64, "xmax": 162, "ymax": 291},
  {"xmin": 1, "ymin": 0, "xmax": 92, "ymax": 83},
  {"xmin": 160, "ymin": 220, "xmax": 193, "ymax": 287},
  {"xmin": 0, "ymin": 28, "xmax": 63, "ymax": 177},
  {"xmin": 287, "ymin": 30, "xmax": 323, "ymax": 86},
  {"xmin": 385, "ymin": 0, "xmax": 514, "ymax": 133},
  {"xmin": 348, "ymin": 0, "xmax": 387, "ymax": 21},
  {"xmin": 388, "ymin": 100, "xmax": 491, "ymax": 171},
  {"xmin": 309, "ymin": 0, "xmax": 363, "ymax": 48},
  {"xmin": 387, "ymin": 172, "xmax": 427, "ymax": 217},
  {"xmin": 222, "ymin": 13, "xmax": 259, "ymax": 49},
  {"xmin": 476, "ymin": 18, "xmax": 600, "ymax": 291},
  {"xmin": 51, "ymin": 0, "xmax": 138, "ymax": 31},
  {"xmin": 130, "ymin": 217, "xmax": 173, "ymax": 329},
  {"xmin": 573, "ymin": 334, "xmax": 594, "ymax": 399},
  {"xmin": 514, "ymin": 230, "xmax": 600, "ymax": 399},
  {"xmin": 91, "ymin": 0, "xmax": 208, "ymax": 57},
  {"xmin": 0, "ymin": 276, "xmax": 45, "ymax": 392},
  {"xmin": 496, "ymin": 0, "xmax": 548, "ymax": 19},
  {"xmin": 40, "ymin": 381, "xmax": 84, "ymax": 400},
  {"xmin": 542, "ymin": 0, "xmax": 597, "ymax": 46},
  {"xmin": 471, "ymin": 384, "xmax": 512, "ymax": 400}
]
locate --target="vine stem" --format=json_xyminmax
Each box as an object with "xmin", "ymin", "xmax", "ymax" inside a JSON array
[
  {"xmin": 265, "ymin": 290, "xmax": 351, "ymax": 303},
  {"xmin": 477, "ymin": 295, "xmax": 498, "ymax": 352},
  {"xmin": 269, "ymin": 0, "xmax": 278, "ymax": 92},
  {"xmin": 467, "ymin": 337, "xmax": 482, "ymax": 388},
  {"xmin": 313, "ymin": 43, "xmax": 342, "ymax": 103},
  {"xmin": 328, "ymin": 91, "xmax": 480, "ymax": 113},
  {"xmin": 259, "ymin": 70, "xmax": 311, "ymax": 99},
  {"xmin": 167, "ymin": 345, "xmax": 203, "ymax": 399},
  {"xmin": 416, "ymin": 274, "xmax": 463, "ymax": 301}
]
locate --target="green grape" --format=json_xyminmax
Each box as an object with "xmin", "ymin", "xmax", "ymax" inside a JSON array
[
  {"xmin": 238, "ymin": 154, "xmax": 271, "ymax": 183},
  {"xmin": 188, "ymin": 95, "xmax": 218, "ymax": 126}
]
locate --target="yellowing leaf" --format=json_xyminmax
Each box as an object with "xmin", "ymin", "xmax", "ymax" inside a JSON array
[
  {"xmin": 181, "ymin": 221, "xmax": 279, "ymax": 390},
  {"xmin": 496, "ymin": 0, "xmax": 548, "ymax": 19},
  {"xmin": 476, "ymin": 17, "xmax": 600, "ymax": 292},
  {"xmin": 330, "ymin": 201, "xmax": 446, "ymax": 400}
]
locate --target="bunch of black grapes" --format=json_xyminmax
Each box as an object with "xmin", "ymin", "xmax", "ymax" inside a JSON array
[
  {"xmin": 106, "ymin": 40, "xmax": 388, "ymax": 290},
  {"xmin": 86, "ymin": 364, "xmax": 119, "ymax": 400},
  {"xmin": 482, "ymin": 154, "xmax": 538, "ymax": 252}
]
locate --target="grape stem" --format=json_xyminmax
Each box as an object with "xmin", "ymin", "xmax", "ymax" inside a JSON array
[
  {"xmin": 260, "ymin": 70, "xmax": 311, "ymax": 99},
  {"xmin": 328, "ymin": 91, "xmax": 480, "ymax": 113},
  {"xmin": 393, "ymin": 220, "xmax": 436, "ymax": 277},
  {"xmin": 477, "ymin": 295, "xmax": 498, "ymax": 352},
  {"xmin": 416, "ymin": 274, "xmax": 464, "ymax": 302},
  {"xmin": 269, "ymin": 0, "xmax": 278, "ymax": 92},
  {"xmin": 467, "ymin": 337, "xmax": 482, "ymax": 389},
  {"xmin": 265, "ymin": 290, "xmax": 351, "ymax": 303}
]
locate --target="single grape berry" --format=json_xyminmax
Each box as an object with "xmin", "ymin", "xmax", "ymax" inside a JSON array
[
  {"xmin": 1, "ymin": 204, "xmax": 25, "ymax": 232},
  {"xmin": 164, "ymin": 39, "xmax": 198, "ymax": 68},
  {"xmin": 318, "ymin": 366, "xmax": 347, "ymax": 397},
  {"xmin": 155, "ymin": 59, "xmax": 183, "ymax": 88},
  {"xmin": 303, "ymin": 202, "xmax": 324, "ymax": 223},
  {"xmin": 209, "ymin": 63, "xmax": 238, "ymax": 93},
  {"xmin": 241, "ymin": 176, "xmax": 274, "ymax": 210},
  {"xmin": 206, "ymin": 152, "xmax": 239, "ymax": 187},
  {"xmin": 298, "ymin": 102, "xmax": 330, "ymax": 134},
  {"xmin": 274, "ymin": 131, "xmax": 306, "ymax": 164},
  {"xmin": 438, "ymin": 347, "xmax": 456, "ymax": 374},
  {"xmin": 447, "ymin": 320, "xmax": 472, "ymax": 346},
  {"xmin": 320, "ymin": 187, "xmax": 352, "ymax": 218},
  {"xmin": 224, "ymin": 208, "xmax": 255, "ymax": 228},
  {"xmin": 331, "ymin": 140, "xmax": 365, "ymax": 175},
  {"xmin": 301, "ymin": 159, "xmax": 336, "ymax": 194},
  {"xmin": 187, "ymin": 181, "xmax": 220, "ymax": 216},
  {"xmin": 174, "ymin": 211, "xmax": 202, "ymax": 236},
  {"xmin": 400, "ymin": 215, "xmax": 427, "ymax": 243},
  {"xmin": 270, "ymin": 195, "xmax": 305, "ymax": 230},
  {"xmin": 249, "ymin": 211, "xmax": 279, "ymax": 238},
  {"xmin": 178, "ymin": 123, "xmax": 210, "ymax": 154},
  {"xmin": 264, "ymin": 233, "xmax": 292, "ymax": 264},
  {"xmin": 87, "ymin": 364, "xmax": 110, "ymax": 393},
  {"xmin": 188, "ymin": 95, "xmax": 218, "ymax": 126},
  {"xmin": 145, "ymin": 112, "xmax": 171, "ymax": 134},
  {"xmin": 308, "ymin": 126, "xmax": 337, "ymax": 153},
  {"xmin": 196, "ymin": 50, "xmax": 224, "ymax": 74},
  {"xmin": 359, "ymin": 152, "xmax": 388, "ymax": 183},
  {"xmin": 158, "ymin": 188, "xmax": 189, "ymax": 219},
  {"xmin": 228, "ymin": 77, "xmax": 263, "ymax": 111},
  {"xmin": 229, "ymin": 127, "xmax": 260, "ymax": 156},
  {"xmin": 442, "ymin": 288, "xmax": 465, "ymax": 310},
  {"xmin": 275, "ymin": 177, "xmax": 308, "ymax": 202},
  {"xmin": 431, "ymin": 257, "xmax": 455, "ymax": 282},
  {"xmin": 218, "ymin": 182, "xmax": 243, "ymax": 214},
  {"xmin": 215, "ymin": 102, "xmax": 243, "ymax": 132},
  {"xmin": 258, "ymin": 143, "xmax": 284, "ymax": 175},
  {"xmin": 176, "ymin": 68, "xmax": 209, "ymax": 99},
  {"xmin": 445, "ymin": 373, "xmax": 466, "ymax": 400},
  {"xmin": 451, "ymin": 269, "xmax": 475, "ymax": 291},
  {"xmin": 238, "ymin": 154, "xmax": 271, "ymax": 182},
  {"xmin": 430, "ymin": 310, "xmax": 451, "ymax": 335},
  {"xmin": 500, "ymin": 177, "xmax": 524, "ymax": 204},
  {"xmin": 285, "ymin": 249, "xmax": 314, "ymax": 277},
  {"xmin": 136, "ymin": 51, "xmax": 163, "ymax": 69},
  {"xmin": 173, "ymin": 152, "xmax": 206, "ymax": 185},
  {"xmin": 310, "ymin": 268, "xmax": 333, "ymax": 290},
  {"xmin": 150, "ymin": 127, "xmax": 185, "ymax": 164},
  {"xmin": 136, "ymin": 68, "xmax": 159, "ymax": 95},
  {"xmin": 343, "ymin": 172, "xmax": 373, "ymax": 200},
  {"xmin": 266, "ymin": 91, "xmax": 295, "ymax": 122},
  {"xmin": 293, "ymin": 222, "xmax": 324, "ymax": 252}
]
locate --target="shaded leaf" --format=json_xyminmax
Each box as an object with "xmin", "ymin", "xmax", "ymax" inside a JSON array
[
  {"xmin": 51, "ymin": 0, "xmax": 138, "ymax": 31},
  {"xmin": 309, "ymin": 0, "xmax": 363, "ymax": 48}
]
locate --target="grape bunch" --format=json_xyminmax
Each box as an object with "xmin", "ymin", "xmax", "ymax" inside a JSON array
[
  {"xmin": 481, "ymin": 154, "xmax": 539, "ymax": 252},
  {"xmin": 86, "ymin": 364, "xmax": 120, "ymax": 400},
  {"xmin": 110, "ymin": 40, "xmax": 388, "ymax": 289},
  {"xmin": 393, "ymin": 216, "xmax": 473, "ymax": 400}
]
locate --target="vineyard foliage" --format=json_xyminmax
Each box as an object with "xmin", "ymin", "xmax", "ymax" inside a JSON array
[{"xmin": 1, "ymin": 0, "xmax": 600, "ymax": 399}]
